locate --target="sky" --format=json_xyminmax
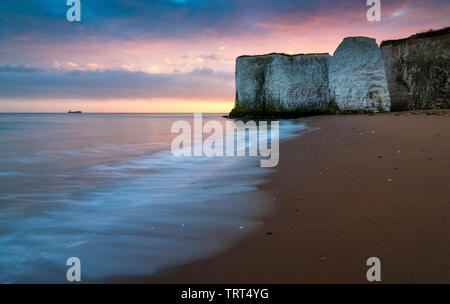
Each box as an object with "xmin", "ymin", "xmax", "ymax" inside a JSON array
[{"xmin": 0, "ymin": 0, "xmax": 449, "ymax": 113}]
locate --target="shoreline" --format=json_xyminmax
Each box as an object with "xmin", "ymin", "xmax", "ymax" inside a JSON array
[{"xmin": 107, "ymin": 110, "xmax": 449, "ymax": 283}]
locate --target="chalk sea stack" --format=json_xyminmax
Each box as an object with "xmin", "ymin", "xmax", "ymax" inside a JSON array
[
  {"xmin": 329, "ymin": 37, "xmax": 390, "ymax": 113},
  {"xmin": 229, "ymin": 27, "xmax": 449, "ymax": 118}
]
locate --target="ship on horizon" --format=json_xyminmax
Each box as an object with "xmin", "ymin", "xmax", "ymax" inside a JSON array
[{"xmin": 68, "ymin": 110, "xmax": 82, "ymax": 114}]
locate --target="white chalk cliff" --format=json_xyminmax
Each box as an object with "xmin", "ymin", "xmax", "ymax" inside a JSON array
[
  {"xmin": 233, "ymin": 36, "xmax": 391, "ymax": 115},
  {"xmin": 236, "ymin": 53, "xmax": 330, "ymax": 112}
]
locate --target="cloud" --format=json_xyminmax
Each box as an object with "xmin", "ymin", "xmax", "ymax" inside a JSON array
[
  {"xmin": 0, "ymin": 65, "xmax": 45, "ymax": 73},
  {"xmin": 0, "ymin": 65, "xmax": 234, "ymax": 100},
  {"xmin": 1, "ymin": 0, "xmax": 449, "ymax": 110},
  {"xmin": 198, "ymin": 54, "xmax": 220, "ymax": 61},
  {"xmin": 2, "ymin": 0, "xmax": 448, "ymax": 44}
]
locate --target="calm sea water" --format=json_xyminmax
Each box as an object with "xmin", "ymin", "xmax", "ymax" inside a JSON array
[{"xmin": 0, "ymin": 113, "xmax": 306, "ymax": 283}]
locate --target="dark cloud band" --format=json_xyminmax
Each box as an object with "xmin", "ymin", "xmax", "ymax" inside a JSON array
[{"xmin": 0, "ymin": 66, "xmax": 234, "ymax": 100}]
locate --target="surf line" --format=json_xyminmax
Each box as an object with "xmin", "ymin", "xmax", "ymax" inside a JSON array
[{"xmin": 170, "ymin": 113, "xmax": 280, "ymax": 168}]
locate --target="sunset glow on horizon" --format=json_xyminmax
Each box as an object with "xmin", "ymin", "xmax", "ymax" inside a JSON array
[{"xmin": 1, "ymin": 0, "xmax": 449, "ymax": 113}]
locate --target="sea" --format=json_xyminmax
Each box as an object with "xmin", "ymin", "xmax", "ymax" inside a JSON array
[{"xmin": 0, "ymin": 113, "xmax": 306, "ymax": 283}]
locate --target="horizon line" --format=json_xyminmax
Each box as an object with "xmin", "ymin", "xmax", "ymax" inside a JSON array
[{"xmin": 0, "ymin": 112, "xmax": 229, "ymax": 114}]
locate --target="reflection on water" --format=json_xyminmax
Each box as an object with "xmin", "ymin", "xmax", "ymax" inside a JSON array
[{"xmin": 0, "ymin": 113, "xmax": 306, "ymax": 283}]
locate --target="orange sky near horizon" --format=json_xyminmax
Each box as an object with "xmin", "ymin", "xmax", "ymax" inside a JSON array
[{"xmin": 0, "ymin": 99, "xmax": 234, "ymax": 114}]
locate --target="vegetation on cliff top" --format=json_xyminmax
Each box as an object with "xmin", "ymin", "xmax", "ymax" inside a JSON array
[{"xmin": 381, "ymin": 26, "xmax": 449, "ymax": 47}]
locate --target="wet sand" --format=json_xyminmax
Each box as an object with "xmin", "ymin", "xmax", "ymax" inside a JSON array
[{"xmin": 113, "ymin": 110, "xmax": 450, "ymax": 283}]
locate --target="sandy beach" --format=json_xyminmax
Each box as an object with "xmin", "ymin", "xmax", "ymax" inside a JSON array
[{"xmin": 112, "ymin": 110, "xmax": 450, "ymax": 284}]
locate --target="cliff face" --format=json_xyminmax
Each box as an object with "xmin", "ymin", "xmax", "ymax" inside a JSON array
[
  {"xmin": 329, "ymin": 37, "xmax": 391, "ymax": 112},
  {"xmin": 232, "ymin": 28, "xmax": 449, "ymax": 118},
  {"xmin": 233, "ymin": 38, "xmax": 390, "ymax": 116},
  {"xmin": 380, "ymin": 27, "xmax": 450, "ymax": 110},
  {"xmin": 235, "ymin": 53, "xmax": 330, "ymax": 113}
]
